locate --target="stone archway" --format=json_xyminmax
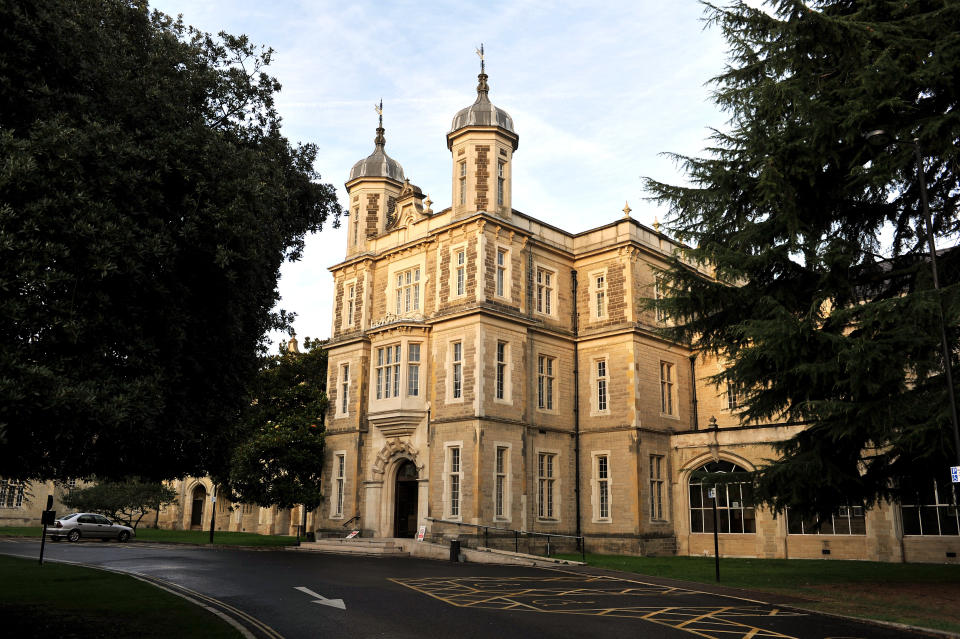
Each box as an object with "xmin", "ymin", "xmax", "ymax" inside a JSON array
[
  {"xmin": 371, "ymin": 440, "xmax": 425, "ymax": 538},
  {"xmin": 393, "ymin": 459, "xmax": 419, "ymax": 538},
  {"xmin": 190, "ymin": 484, "xmax": 206, "ymax": 529}
]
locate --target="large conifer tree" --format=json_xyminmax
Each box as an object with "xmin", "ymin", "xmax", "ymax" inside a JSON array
[{"xmin": 645, "ymin": 0, "xmax": 960, "ymax": 518}]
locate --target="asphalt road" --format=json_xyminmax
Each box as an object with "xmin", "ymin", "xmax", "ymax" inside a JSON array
[{"xmin": 0, "ymin": 539, "xmax": 929, "ymax": 639}]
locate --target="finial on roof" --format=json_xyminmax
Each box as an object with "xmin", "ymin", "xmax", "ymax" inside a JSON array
[
  {"xmin": 424, "ymin": 195, "xmax": 433, "ymax": 214},
  {"xmin": 653, "ymin": 216, "xmax": 661, "ymax": 232},
  {"xmin": 286, "ymin": 331, "xmax": 300, "ymax": 354},
  {"xmin": 475, "ymin": 43, "xmax": 489, "ymax": 99},
  {"xmin": 623, "ymin": 201, "xmax": 632, "ymax": 218},
  {"xmin": 374, "ymin": 98, "xmax": 385, "ymax": 148}
]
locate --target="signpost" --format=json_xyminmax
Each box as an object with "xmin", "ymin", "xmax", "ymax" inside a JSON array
[
  {"xmin": 39, "ymin": 494, "xmax": 54, "ymax": 566},
  {"xmin": 209, "ymin": 489, "xmax": 217, "ymax": 544},
  {"xmin": 708, "ymin": 486, "xmax": 720, "ymax": 581}
]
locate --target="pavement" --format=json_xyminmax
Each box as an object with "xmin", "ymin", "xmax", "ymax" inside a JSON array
[{"xmin": 0, "ymin": 538, "xmax": 943, "ymax": 639}]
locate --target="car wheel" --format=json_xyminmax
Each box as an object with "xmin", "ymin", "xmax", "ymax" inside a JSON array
[
  {"xmin": 118, "ymin": 531, "xmax": 130, "ymax": 543},
  {"xmin": 67, "ymin": 530, "xmax": 81, "ymax": 543}
]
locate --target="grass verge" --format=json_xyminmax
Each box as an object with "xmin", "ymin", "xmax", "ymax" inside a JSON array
[
  {"xmin": 0, "ymin": 555, "xmax": 241, "ymax": 638},
  {"xmin": 0, "ymin": 525, "xmax": 297, "ymax": 547},
  {"xmin": 556, "ymin": 553, "xmax": 960, "ymax": 634}
]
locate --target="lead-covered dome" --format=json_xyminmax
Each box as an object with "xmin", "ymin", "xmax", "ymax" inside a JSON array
[
  {"xmin": 348, "ymin": 123, "xmax": 404, "ymax": 182},
  {"xmin": 449, "ymin": 69, "xmax": 516, "ymax": 141}
]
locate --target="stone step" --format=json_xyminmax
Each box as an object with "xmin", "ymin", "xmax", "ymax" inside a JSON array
[{"xmin": 295, "ymin": 538, "xmax": 409, "ymax": 558}]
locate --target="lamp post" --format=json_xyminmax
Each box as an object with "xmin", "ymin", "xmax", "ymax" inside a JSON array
[{"xmin": 865, "ymin": 131, "xmax": 960, "ymax": 469}]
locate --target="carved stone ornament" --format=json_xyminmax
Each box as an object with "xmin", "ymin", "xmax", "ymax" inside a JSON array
[{"xmin": 372, "ymin": 439, "xmax": 423, "ymax": 475}]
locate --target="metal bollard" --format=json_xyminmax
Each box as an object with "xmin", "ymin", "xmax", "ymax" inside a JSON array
[{"xmin": 450, "ymin": 539, "xmax": 461, "ymax": 562}]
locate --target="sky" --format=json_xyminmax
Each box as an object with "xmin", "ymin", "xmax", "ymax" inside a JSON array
[{"xmin": 148, "ymin": 0, "xmax": 732, "ymax": 350}]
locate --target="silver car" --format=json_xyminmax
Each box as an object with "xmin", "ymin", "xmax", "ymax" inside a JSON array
[{"xmin": 47, "ymin": 512, "xmax": 135, "ymax": 543}]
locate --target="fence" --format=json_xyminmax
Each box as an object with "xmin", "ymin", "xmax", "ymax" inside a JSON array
[{"xmin": 426, "ymin": 517, "xmax": 585, "ymax": 563}]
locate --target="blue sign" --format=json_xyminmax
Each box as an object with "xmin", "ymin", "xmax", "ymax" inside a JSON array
[{"xmin": 951, "ymin": 466, "xmax": 960, "ymax": 483}]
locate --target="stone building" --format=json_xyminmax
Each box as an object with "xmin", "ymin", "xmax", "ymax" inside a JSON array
[{"xmin": 314, "ymin": 61, "xmax": 960, "ymax": 564}]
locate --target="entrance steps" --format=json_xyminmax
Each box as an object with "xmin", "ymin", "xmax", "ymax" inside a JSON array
[{"xmin": 294, "ymin": 537, "xmax": 409, "ymax": 558}]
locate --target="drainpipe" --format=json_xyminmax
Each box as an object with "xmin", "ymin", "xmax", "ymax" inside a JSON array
[
  {"xmin": 571, "ymin": 270, "xmax": 582, "ymax": 546},
  {"xmin": 689, "ymin": 355, "xmax": 699, "ymax": 431}
]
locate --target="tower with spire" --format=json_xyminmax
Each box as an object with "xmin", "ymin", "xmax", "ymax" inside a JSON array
[
  {"xmin": 344, "ymin": 100, "xmax": 406, "ymax": 256},
  {"xmin": 446, "ymin": 45, "xmax": 519, "ymax": 219}
]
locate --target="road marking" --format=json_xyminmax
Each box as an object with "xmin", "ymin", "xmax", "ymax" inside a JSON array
[
  {"xmin": 391, "ymin": 576, "xmax": 802, "ymax": 639},
  {"xmin": 294, "ymin": 586, "xmax": 346, "ymax": 610},
  {"xmin": 0, "ymin": 549, "xmax": 284, "ymax": 639}
]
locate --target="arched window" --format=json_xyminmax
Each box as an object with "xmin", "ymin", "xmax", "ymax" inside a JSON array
[{"xmin": 689, "ymin": 460, "xmax": 755, "ymax": 534}]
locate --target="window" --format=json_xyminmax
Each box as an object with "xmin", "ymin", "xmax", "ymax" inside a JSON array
[
  {"xmin": 689, "ymin": 460, "xmax": 756, "ymax": 534},
  {"xmin": 332, "ymin": 453, "xmax": 345, "ymax": 518},
  {"xmin": 0, "ymin": 480, "xmax": 24, "ymax": 508},
  {"xmin": 455, "ymin": 249, "xmax": 466, "ymax": 297},
  {"xmin": 346, "ymin": 284, "xmax": 355, "ymax": 326},
  {"xmin": 537, "ymin": 355, "xmax": 554, "ymax": 410},
  {"xmin": 395, "ymin": 267, "xmax": 421, "ymax": 315},
  {"xmin": 496, "ymin": 248, "xmax": 507, "ymax": 297},
  {"xmin": 497, "ymin": 161, "xmax": 505, "ymax": 206},
  {"xmin": 352, "ymin": 206, "xmax": 359, "ymax": 245},
  {"xmin": 726, "ymin": 380, "xmax": 741, "ymax": 411},
  {"xmin": 448, "ymin": 446, "xmax": 462, "ymax": 518},
  {"xmin": 496, "ymin": 341, "xmax": 507, "ymax": 400},
  {"xmin": 596, "ymin": 455, "xmax": 610, "ymax": 520},
  {"xmin": 67, "ymin": 478, "xmax": 77, "ymax": 488},
  {"xmin": 536, "ymin": 268, "xmax": 553, "ymax": 314},
  {"xmin": 596, "ymin": 359, "xmax": 608, "ymax": 412},
  {"xmin": 650, "ymin": 455, "xmax": 665, "ymax": 521},
  {"xmin": 901, "ymin": 480, "xmax": 959, "ymax": 536},
  {"xmin": 595, "ymin": 274, "xmax": 606, "ymax": 318},
  {"xmin": 538, "ymin": 453, "xmax": 556, "ymax": 519},
  {"xmin": 375, "ymin": 344, "xmax": 401, "ymax": 399},
  {"xmin": 459, "ymin": 161, "xmax": 466, "ymax": 205},
  {"xmin": 788, "ymin": 505, "xmax": 866, "ymax": 535},
  {"xmin": 340, "ymin": 364, "xmax": 350, "ymax": 415},
  {"xmin": 407, "ymin": 343, "xmax": 420, "ymax": 397},
  {"xmin": 452, "ymin": 341, "xmax": 463, "ymax": 399},
  {"xmin": 495, "ymin": 446, "xmax": 508, "ymax": 519},
  {"xmin": 660, "ymin": 361, "xmax": 675, "ymax": 415},
  {"xmin": 654, "ymin": 276, "xmax": 666, "ymax": 322}
]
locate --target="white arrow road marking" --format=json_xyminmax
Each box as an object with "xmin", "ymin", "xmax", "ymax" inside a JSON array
[{"xmin": 294, "ymin": 586, "xmax": 346, "ymax": 610}]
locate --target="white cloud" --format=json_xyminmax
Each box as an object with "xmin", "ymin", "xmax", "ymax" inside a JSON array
[{"xmin": 149, "ymin": 0, "xmax": 732, "ymax": 349}]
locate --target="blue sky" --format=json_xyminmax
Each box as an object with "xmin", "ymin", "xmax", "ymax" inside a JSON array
[{"xmin": 148, "ymin": 0, "xmax": 731, "ymax": 348}]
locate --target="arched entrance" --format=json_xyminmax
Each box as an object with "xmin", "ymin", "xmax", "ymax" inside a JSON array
[
  {"xmin": 393, "ymin": 460, "xmax": 418, "ymax": 538},
  {"xmin": 190, "ymin": 485, "xmax": 206, "ymax": 529}
]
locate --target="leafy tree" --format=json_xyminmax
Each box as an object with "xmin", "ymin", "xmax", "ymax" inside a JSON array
[
  {"xmin": 62, "ymin": 479, "xmax": 178, "ymax": 529},
  {"xmin": 228, "ymin": 338, "xmax": 327, "ymax": 512},
  {"xmin": 0, "ymin": 1, "xmax": 340, "ymax": 481},
  {"xmin": 645, "ymin": 0, "xmax": 960, "ymax": 519}
]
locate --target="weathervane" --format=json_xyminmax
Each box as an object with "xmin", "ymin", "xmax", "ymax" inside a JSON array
[
  {"xmin": 373, "ymin": 98, "xmax": 385, "ymax": 148},
  {"xmin": 475, "ymin": 43, "xmax": 485, "ymax": 73}
]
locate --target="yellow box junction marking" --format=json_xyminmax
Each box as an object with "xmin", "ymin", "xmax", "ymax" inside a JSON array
[{"xmin": 390, "ymin": 575, "xmax": 803, "ymax": 639}]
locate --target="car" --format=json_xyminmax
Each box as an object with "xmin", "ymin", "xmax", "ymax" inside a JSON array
[{"xmin": 46, "ymin": 512, "xmax": 135, "ymax": 543}]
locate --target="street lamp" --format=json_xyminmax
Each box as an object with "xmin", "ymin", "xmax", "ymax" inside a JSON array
[{"xmin": 865, "ymin": 130, "xmax": 960, "ymax": 470}]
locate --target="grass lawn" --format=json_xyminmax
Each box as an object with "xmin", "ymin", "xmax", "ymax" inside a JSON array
[
  {"xmin": 557, "ymin": 553, "xmax": 960, "ymax": 634},
  {"xmin": 0, "ymin": 555, "xmax": 240, "ymax": 638},
  {"xmin": 0, "ymin": 525, "xmax": 297, "ymax": 547},
  {"xmin": 135, "ymin": 527, "xmax": 298, "ymax": 546}
]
